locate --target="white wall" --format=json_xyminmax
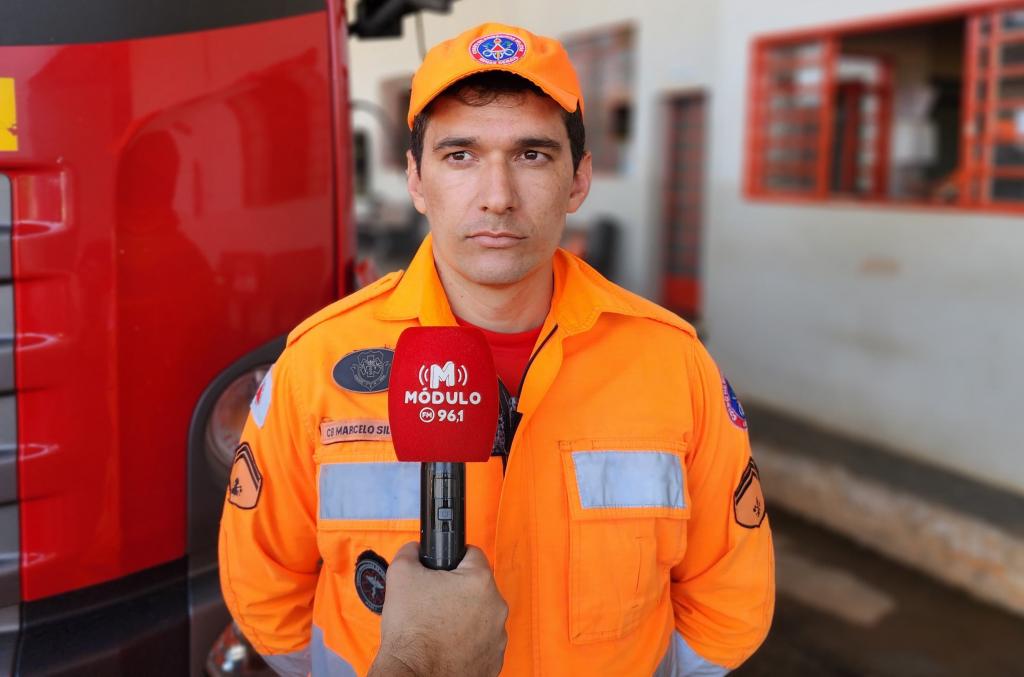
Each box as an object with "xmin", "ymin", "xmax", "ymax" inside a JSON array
[
  {"xmin": 706, "ymin": 0, "xmax": 1024, "ymax": 493},
  {"xmin": 348, "ymin": 0, "xmax": 1024, "ymax": 495}
]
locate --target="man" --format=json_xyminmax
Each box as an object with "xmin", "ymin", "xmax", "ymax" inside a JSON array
[{"xmin": 219, "ymin": 22, "xmax": 774, "ymax": 677}]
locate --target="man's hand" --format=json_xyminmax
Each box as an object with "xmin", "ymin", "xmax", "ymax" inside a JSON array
[{"xmin": 368, "ymin": 543, "xmax": 508, "ymax": 677}]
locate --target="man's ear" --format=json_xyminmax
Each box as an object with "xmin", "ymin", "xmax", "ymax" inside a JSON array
[
  {"xmin": 406, "ymin": 150, "xmax": 427, "ymax": 215},
  {"xmin": 567, "ymin": 151, "xmax": 593, "ymax": 214}
]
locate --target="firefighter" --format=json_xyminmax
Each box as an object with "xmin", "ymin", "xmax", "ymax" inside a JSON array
[{"xmin": 219, "ymin": 22, "xmax": 774, "ymax": 677}]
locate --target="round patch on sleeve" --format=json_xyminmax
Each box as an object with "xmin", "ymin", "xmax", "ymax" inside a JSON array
[
  {"xmin": 734, "ymin": 458, "xmax": 766, "ymax": 528},
  {"xmin": 721, "ymin": 375, "xmax": 748, "ymax": 430},
  {"xmin": 355, "ymin": 550, "xmax": 389, "ymax": 615}
]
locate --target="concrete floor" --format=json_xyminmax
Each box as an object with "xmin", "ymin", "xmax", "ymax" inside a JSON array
[{"xmin": 736, "ymin": 510, "xmax": 1024, "ymax": 677}]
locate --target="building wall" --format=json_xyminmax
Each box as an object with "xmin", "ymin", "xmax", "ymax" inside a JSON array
[
  {"xmin": 348, "ymin": 0, "xmax": 1024, "ymax": 494},
  {"xmin": 707, "ymin": 0, "xmax": 1024, "ymax": 494}
]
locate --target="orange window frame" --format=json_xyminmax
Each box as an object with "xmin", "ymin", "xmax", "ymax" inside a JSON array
[{"xmin": 745, "ymin": 1, "xmax": 1024, "ymax": 214}]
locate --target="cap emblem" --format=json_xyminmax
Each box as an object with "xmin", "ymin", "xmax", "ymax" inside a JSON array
[{"xmin": 470, "ymin": 33, "xmax": 526, "ymax": 65}]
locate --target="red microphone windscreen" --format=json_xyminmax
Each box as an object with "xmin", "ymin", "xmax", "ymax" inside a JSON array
[{"xmin": 388, "ymin": 326, "xmax": 498, "ymax": 463}]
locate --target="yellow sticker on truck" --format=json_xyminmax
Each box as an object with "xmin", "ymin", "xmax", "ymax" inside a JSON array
[{"xmin": 0, "ymin": 79, "xmax": 17, "ymax": 152}]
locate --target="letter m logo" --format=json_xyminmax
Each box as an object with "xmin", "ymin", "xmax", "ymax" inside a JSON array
[{"xmin": 429, "ymin": 361, "xmax": 456, "ymax": 388}]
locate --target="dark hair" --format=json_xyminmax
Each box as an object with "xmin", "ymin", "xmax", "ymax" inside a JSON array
[{"xmin": 409, "ymin": 71, "xmax": 585, "ymax": 174}]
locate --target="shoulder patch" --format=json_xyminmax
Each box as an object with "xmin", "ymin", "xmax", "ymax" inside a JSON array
[
  {"xmin": 355, "ymin": 550, "xmax": 388, "ymax": 614},
  {"xmin": 228, "ymin": 443, "xmax": 263, "ymax": 510},
  {"xmin": 721, "ymin": 375, "xmax": 747, "ymax": 430},
  {"xmin": 287, "ymin": 271, "xmax": 403, "ymax": 347},
  {"xmin": 734, "ymin": 458, "xmax": 766, "ymax": 528},
  {"xmin": 334, "ymin": 348, "xmax": 394, "ymax": 393}
]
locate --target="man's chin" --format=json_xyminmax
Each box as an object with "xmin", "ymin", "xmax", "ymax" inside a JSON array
[{"xmin": 464, "ymin": 268, "xmax": 529, "ymax": 288}]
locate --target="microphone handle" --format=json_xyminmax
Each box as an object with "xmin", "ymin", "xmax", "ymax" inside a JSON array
[{"xmin": 419, "ymin": 461, "xmax": 466, "ymax": 570}]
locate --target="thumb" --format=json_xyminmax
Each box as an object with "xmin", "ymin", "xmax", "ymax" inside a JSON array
[
  {"xmin": 389, "ymin": 542, "xmax": 420, "ymax": 571},
  {"xmin": 456, "ymin": 545, "xmax": 492, "ymax": 572}
]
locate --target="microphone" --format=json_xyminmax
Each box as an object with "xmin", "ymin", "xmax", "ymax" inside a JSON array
[{"xmin": 388, "ymin": 326, "xmax": 498, "ymax": 570}]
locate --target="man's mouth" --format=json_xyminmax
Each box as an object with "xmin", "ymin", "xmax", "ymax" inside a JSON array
[{"xmin": 467, "ymin": 231, "xmax": 525, "ymax": 248}]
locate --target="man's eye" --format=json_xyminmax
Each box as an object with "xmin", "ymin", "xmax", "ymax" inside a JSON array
[
  {"xmin": 522, "ymin": 150, "xmax": 547, "ymax": 162},
  {"xmin": 446, "ymin": 151, "xmax": 469, "ymax": 161}
]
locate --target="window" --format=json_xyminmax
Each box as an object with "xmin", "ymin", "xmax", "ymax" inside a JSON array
[
  {"xmin": 747, "ymin": 3, "xmax": 1024, "ymax": 210},
  {"xmin": 563, "ymin": 24, "xmax": 635, "ymax": 173}
]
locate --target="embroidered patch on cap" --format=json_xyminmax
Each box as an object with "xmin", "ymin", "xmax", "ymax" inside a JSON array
[
  {"xmin": 355, "ymin": 550, "xmax": 389, "ymax": 614},
  {"xmin": 228, "ymin": 442, "xmax": 263, "ymax": 510},
  {"xmin": 721, "ymin": 375, "xmax": 748, "ymax": 431},
  {"xmin": 734, "ymin": 458, "xmax": 766, "ymax": 528},
  {"xmin": 470, "ymin": 33, "xmax": 526, "ymax": 65},
  {"xmin": 320, "ymin": 419, "xmax": 391, "ymax": 445},
  {"xmin": 250, "ymin": 366, "xmax": 273, "ymax": 428},
  {"xmin": 334, "ymin": 348, "xmax": 394, "ymax": 394}
]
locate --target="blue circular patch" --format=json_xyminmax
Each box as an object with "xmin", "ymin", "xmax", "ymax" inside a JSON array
[
  {"xmin": 722, "ymin": 376, "xmax": 747, "ymax": 431},
  {"xmin": 355, "ymin": 550, "xmax": 388, "ymax": 614},
  {"xmin": 470, "ymin": 33, "xmax": 526, "ymax": 65}
]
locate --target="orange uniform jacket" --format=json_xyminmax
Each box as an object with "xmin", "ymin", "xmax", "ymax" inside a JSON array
[{"xmin": 219, "ymin": 235, "xmax": 774, "ymax": 676}]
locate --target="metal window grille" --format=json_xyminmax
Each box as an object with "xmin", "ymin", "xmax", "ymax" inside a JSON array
[
  {"xmin": 748, "ymin": 2, "xmax": 1024, "ymax": 210},
  {"xmin": 963, "ymin": 5, "xmax": 1024, "ymax": 204}
]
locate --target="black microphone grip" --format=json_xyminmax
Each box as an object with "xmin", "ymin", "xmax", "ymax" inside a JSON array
[{"xmin": 419, "ymin": 461, "xmax": 466, "ymax": 570}]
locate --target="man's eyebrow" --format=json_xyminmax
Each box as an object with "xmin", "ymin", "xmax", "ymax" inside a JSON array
[
  {"xmin": 432, "ymin": 136, "xmax": 477, "ymax": 151},
  {"xmin": 516, "ymin": 137, "xmax": 562, "ymax": 150},
  {"xmin": 431, "ymin": 136, "xmax": 564, "ymax": 152}
]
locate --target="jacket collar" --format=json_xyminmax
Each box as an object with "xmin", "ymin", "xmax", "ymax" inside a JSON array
[{"xmin": 375, "ymin": 234, "xmax": 689, "ymax": 336}]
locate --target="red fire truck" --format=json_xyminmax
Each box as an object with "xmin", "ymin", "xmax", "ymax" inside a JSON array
[{"xmin": 0, "ymin": 1, "xmax": 445, "ymax": 673}]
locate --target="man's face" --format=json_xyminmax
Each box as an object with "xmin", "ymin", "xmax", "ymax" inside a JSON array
[{"xmin": 407, "ymin": 92, "xmax": 591, "ymax": 289}]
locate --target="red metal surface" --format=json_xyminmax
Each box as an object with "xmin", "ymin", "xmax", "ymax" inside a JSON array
[{"xmin": 3, "ymin": 11, "xmax": 342, "ymax": 600}]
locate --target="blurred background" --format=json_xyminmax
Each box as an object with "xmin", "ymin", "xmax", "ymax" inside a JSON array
[{"xmin": 348, "ymin": 1, "xmax": 1024, "ymax": 674}]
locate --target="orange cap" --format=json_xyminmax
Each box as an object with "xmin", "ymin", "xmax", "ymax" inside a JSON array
[{"xmin": 407, "ymin": 22, "xmax": 583, "ymax": 129}]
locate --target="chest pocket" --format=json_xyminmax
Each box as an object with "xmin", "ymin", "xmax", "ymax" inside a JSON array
[
  {"xmin": 560, "ymin": 439, "xmax": 690, "ymax": 644},
  {"xmin": 315, "ymin": 442, "xmax": 419, "ymax": 627}
]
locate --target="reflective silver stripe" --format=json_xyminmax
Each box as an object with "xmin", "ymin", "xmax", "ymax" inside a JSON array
[
  {"xmin": 319, "ymin": 462, "xmax": 419, "ymax": 520},
  {"xmin": 262, "ymin": 647, "xmax": 311, "ymax": 677},
  {"xmin": 654, "ymin": 631, "xmax": 729, "ymax": 677},
  {"xmin": 571, "ymin": 451, "xmax": 685, "ymax": 509},
  {"xmin": 311, "ymin": 625, "xmax": 358, "ymax": 677}
]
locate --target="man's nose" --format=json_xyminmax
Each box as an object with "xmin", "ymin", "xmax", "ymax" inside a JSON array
[{"xmin": 479, "ymin": 161, "xmax": 516, "ymax": 214}]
